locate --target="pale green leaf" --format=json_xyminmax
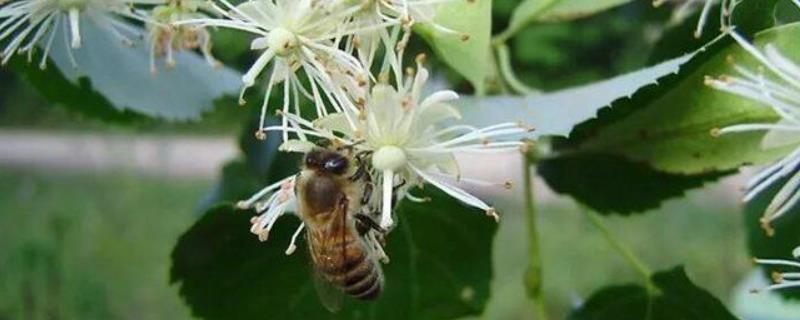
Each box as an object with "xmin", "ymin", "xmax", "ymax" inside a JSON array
[
  {"xmin": 505, "ymin": 0, "xmax": 632, "ymax": 38},
  {"xmin": 415, "ymin": 0, "xmax": 492, "ymax": 93},
  {"xmin": 48, "ymin": 18, "xmax": 241, "ymax": 120},
  {"xmin": 455, "ymin": 53, "xmax": 695, "ymax": 139},
  {"xmin": 534, "ymin": 0, "xmax": 633, "ymax": 22}
]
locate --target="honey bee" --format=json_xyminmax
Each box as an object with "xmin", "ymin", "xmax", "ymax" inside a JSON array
[{"xmin": 295, "ymin": 144, "xmax": 385, "ymax": 311}]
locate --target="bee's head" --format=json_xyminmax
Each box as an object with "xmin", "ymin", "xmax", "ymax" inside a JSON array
[{"xmin": 304, "ymin": 148, "xmax": 349, "ymax": 175}]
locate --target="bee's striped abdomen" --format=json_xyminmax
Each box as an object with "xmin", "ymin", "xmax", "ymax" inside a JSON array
[{"xmin": 313, "ymin": 233, "xmax": 383, "ymax": 300}]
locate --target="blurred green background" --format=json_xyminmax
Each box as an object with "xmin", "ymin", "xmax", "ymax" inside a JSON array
[
  {"xmin": 0, "ymin": 166, "xmax": 752, "ymax": 319},
  {"xmin": 0, "ymin": 0, "xmax": 771, "ymax": 319}
]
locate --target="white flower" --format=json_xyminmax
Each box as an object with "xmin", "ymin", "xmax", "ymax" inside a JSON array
[
  {"xmin": 337, "ymin": 0, "xmax": 464, "ymax": 70},
  {"xmin": 752, "ymin": 246, "xmax": 800, "ymax": 293},
  {"xmin": 0, "ymin": 0, "xmax": 161, "ymax": 67},
  {"xmin": 179, "ymin": 0, "xmax": 370, "ymax": 142},
  {"xmin": 267, "ymin": 55, "xmax": 531, "ymax": 230},
  {"xmin": 653, "ymin": 0, "xmax": 740, "ymax": 38},
  {"xmin": 147, "ymin": 0, "xmax": 220, "ymax": 74},
  {"xmin": 705, "ymin": 30, "xmax": 800, "ymax": 235},
  {"xmin": 236, "ymin": 175, "xmax": 297, "ymax": 241}
]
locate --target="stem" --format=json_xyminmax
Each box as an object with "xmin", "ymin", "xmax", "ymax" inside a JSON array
[
  {"xmin": 580, "ymin": 207, "xmax": 656, "ymax": 293},
  {"xmin": 495, "ymin": 44, "xmax": 539, "ymax": 95},
  {"xmin": 523, "ymin": 162, "xmax": 548, "ymax": 320}
]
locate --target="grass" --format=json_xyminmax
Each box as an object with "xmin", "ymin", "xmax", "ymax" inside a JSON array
[
  {"xmin": 0, "ymin": 168, "xmax": 210, "ymax": 320},
  {"xmin": 0, "ymin": 168, "xmax": 753, "ymax": 320}
]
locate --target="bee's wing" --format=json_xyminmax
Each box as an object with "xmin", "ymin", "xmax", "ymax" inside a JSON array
[
  {"xmin": 312, "ymin": 265, "xmax": 344, "ymax": 313},
  {"xmin": 309, "ymin": 193, "xmax": 351, "ymax": 313}
]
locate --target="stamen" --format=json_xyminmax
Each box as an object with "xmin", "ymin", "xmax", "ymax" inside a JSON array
[{"xmin": 285, "ymin": 223, "xmax": 305, "ymax": 255}]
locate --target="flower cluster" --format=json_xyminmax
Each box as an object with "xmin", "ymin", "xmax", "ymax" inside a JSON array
[
  {"xmin": 0, "ymin": 0, "xmax": 219, "ymax": 69},
  {"xmin": 752, "ymin": 246, "xmax": 800, "ymax": 293},
  {"xmin": 238, "ymin": 54, "xmax": 530, "ymax": 253},
  {"xmin": 178, "ymin": 0, "xmax": 466, "ymax": 141},
  {"xmin": 4, "ymin": 0, "xmax": 528, "ymax": 254},
  {"xmin": 203, "ymin": 1, "xmax": 530, "ymax": 249},
  {"xmin": 706, "ymin": 30, "xmax": 800, "ymax": 236}
]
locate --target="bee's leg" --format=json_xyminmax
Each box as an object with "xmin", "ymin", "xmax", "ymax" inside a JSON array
[
  {"xmin": 349, "ymin": 162, "xmax": 368, "ymax": 181},
  {"xmin": 386, "ymin": 178, "xmax": 407, "ymax": 208},
  {"xmin": 354, "ymin": 150, "xmax": 373, "ymax": 162},
  {"xmin": 355, "ymin": 213, "xmax": 386, "ymax": 234},
  {"xmin": 361, "ymin": 182, "xmax": 373, "ymax": 206},
  {"xmin": 349, "ymin": 151, "xmax": 374, "ymax": 182},
  {"xmin": 393, "ymin": 178, "xmax": 406, "ymax": 190}
]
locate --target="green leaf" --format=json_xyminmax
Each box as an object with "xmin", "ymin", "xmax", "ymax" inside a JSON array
[
  {"xmin": 537, "ymin": 153, "xmax": 730, "ymax": 215},
  {"xmin": 569, "ymin": 285, "xmax": 650, "ymax": 320},
  {"xmin": 8, "ymin": 56, "xmax": 148, "ymax": 124},
  {"xmin": 551, "ymin": 25, "xmax": 800, "ymax": 176},
  {"xmin": 455, "ymin": 53, "xmax": 694, "ymax": 138},
  {"xmin": 569, "ymin": 266, "xmax": 738, "ymax": 320},
  {"xmin": 507, "ymin": 0, "xmax": 560, "ymax": 34},
  {"xmin": 31, "ymin": 18, "xmax": 241, "ymax": 121},
  {"xmin": 504, "ymin": 0, "xmax": 632, "ymax": 37},
  {"xmin": 745, "ymin": 175, "xmax": 800, "ymax": 300},
  {"xmin": 532, "ymin": 0, "xmax": 633, "ymax": 22},
  {"xmin": 415, "ymin": 0, "xmax": 492, "ymax": 93},
  {"xmin": 171, "ymin": 188, "xmax": 497, "ymax": 319}
]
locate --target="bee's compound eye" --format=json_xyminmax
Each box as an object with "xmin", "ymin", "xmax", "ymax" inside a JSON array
[{"xmin": 324, "ymin": 156, "xmax": 348, "ymax": 174}]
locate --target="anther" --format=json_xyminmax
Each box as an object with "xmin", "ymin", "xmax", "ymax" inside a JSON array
[
  {"xmin": 255, "ymin": 130, "xmax": 267, "ymax": 140},
  {"xmin": 236, "ymin": 201, "xmax": 251, "ymax": 209},
  {"xmin": 703, "ymin": 76, "xmax": 716, "ymax": 86},
  {"xmin": 486, "ymin": 208, "xmax": 500, "ymax": 222},
  {"xmin": 415, "ymin": 53, "xmax": 427, "ymax": 65},
  {"xmin": 760, "ymin": 217, "xmax": 775, "ymax": 237},
  {"xmin": 772, "ymin": 271, "xmax": 784, "ymax": 284}
]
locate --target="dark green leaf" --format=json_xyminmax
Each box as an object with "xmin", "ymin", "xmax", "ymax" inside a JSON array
[
  {"xmin": 569, "ymin": 285, "xmax": 649, "ymax": 320},
  {"xmin": 570, "ymin": 266, "xmax": 738, "ymax": 320},
  {"xmin": 537, "ymin": 153, "xmax": 730, "ymax": 215},
  {"xmin": 172, "ymin": 188, "xmax": 497, "ymax": 319},
  {"xmin": 197, "ymin": 117, "xmax": 301, "ymax": 212},
  {"xmin": 746, "ymin": 175, "xmax": 800, "ymax": 300}
]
